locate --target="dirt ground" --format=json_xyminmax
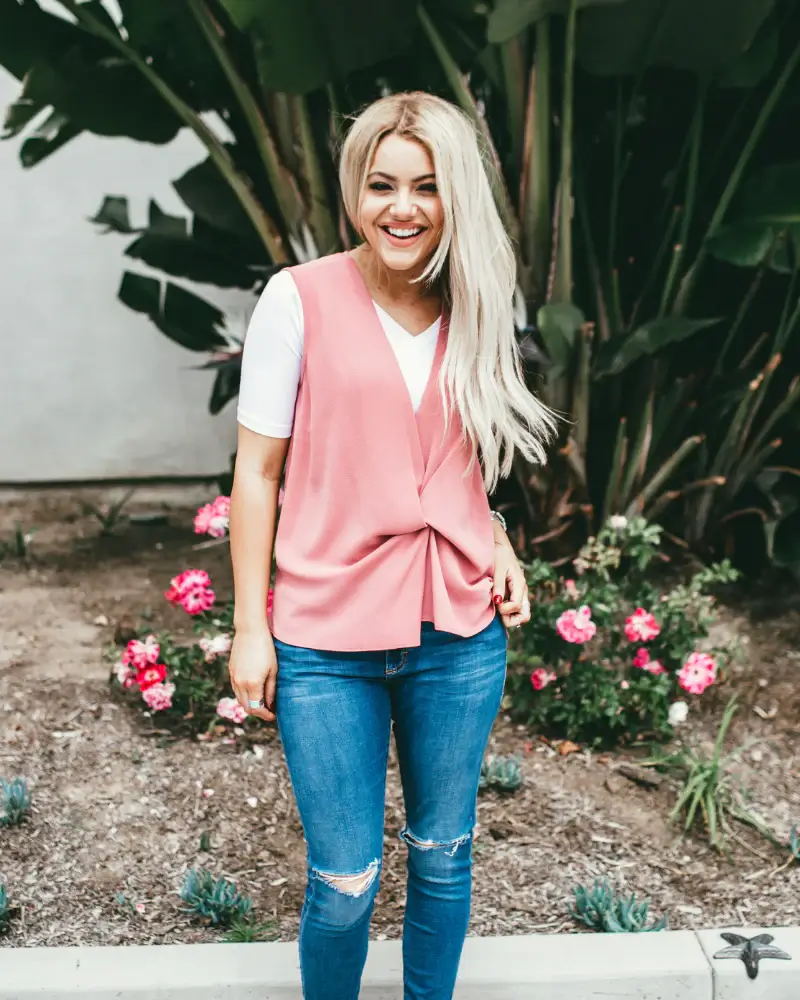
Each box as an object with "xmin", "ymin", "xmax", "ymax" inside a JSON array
[{"xmin": 1, "ymin": 487, "xmax": 799, "ymax": 947}]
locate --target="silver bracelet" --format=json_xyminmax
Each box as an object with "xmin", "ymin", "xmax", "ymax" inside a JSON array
[{"xmin": 489, "ymin": 509, "xmax": 507, "ymax": 532}]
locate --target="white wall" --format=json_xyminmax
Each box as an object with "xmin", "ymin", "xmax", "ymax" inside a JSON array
[{"xmin": 0, "ymin": 66, "xmax": 250, "ymax": 482}]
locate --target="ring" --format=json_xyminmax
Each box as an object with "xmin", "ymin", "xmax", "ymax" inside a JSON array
[{"xmin": 248, "ymin": 698, "xmax": 265, "ymax": 709}]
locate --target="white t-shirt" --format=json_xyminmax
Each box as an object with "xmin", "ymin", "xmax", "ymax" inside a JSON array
[{"xmin": 237, "ymin": 269, "xmax": 441, "ymax": 438}]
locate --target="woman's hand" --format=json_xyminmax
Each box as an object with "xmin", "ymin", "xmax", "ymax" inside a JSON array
[
  {"xmin": 228, "ymin": 626, "xmax": 278, "ymax": 722},
  {"xmin": 491, "ymin": 534, "xmax": 531, "ymax": 632}
]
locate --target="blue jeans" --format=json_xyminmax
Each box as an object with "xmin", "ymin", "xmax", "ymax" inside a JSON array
[{"xmin": 273, "ymin": 613, "xmax": 507, "ymax": 1000}]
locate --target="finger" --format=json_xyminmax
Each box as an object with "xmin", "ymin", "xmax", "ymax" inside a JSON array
[
  {"xmin": 520, "ymin": 588, "xmax": 531, "ymax": 623},
  {"xmin": 492, "ymin": 573, "xmax": 507, "ymax": 606},
  {"xmin": 264, "ymin": 671, "xmax": 277, "ymax": 716},
  {"xmin": 242, "ymin": 684, "xmax": 277, "ymax": 724}
]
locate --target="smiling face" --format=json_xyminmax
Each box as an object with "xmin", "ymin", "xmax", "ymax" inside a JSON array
[{"xmin": 358, "ymin": 132, "xmax": 444, "ymax": 275}]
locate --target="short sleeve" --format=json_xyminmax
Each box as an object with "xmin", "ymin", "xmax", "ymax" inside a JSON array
[{"xmin": 237, "ymin": 269, "xmax": 304, "ymax": 438}]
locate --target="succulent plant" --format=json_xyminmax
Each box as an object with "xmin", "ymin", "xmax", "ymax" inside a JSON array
[
  {"xmin": 0, "ymin": 884, "xmax": 12, "ymax": 934},
  {"xmin": 570, "ymin": 879, "xmax": 667, "ymax": 933},
  {"xmin": 789, "ymin": 825, "xmax": 800, "ymax": 863},
  {"xmin": 479, "ymin": 754, "xmax": 523, "ymax": 793},
  {"xmin": 179, "ymin": 868, "xmax": 252, "ymax": 927},
  {"xmin": 0, "ymin": 777, "xmax": 31, "ymax": 827}
]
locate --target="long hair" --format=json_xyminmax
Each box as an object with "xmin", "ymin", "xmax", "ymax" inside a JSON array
[{"xmin": 339, "ymin": 91, "xmax": 557, "ymax": 494}]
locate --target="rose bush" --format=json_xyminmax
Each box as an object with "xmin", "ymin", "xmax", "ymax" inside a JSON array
[
  {"xmin": 110, "ymin": 496, "xmax": 275, "ymax": 740},
  {"xmin": 504, "ymin": 516, "xmax": 739, "ymax": 748}
]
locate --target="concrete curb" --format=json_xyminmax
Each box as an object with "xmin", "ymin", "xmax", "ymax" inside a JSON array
[{"xmin": 0, "ymin": 927, "xmax": 796, "ymax": 999}]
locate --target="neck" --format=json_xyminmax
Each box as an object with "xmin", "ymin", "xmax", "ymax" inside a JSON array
[{"xmin": 354, "ymin": 244, "xmax": 440, "ymax": 307}]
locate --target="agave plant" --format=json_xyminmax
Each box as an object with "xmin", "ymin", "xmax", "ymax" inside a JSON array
[
  {"xmin": 0, "ymin": 777, "xmax": 31, "ymax": 828},
  {"xmin": 571, "ymin": 878, "xmax": 667, "ymax": 933},
  {"xmin": 479, "ymin": 753, "xmax": 523, "ymax": 793},
  {"xmin": 0, "ymin": 884, "xmax": 12, "ymax": 935},
  {"xmin": 179, "ymin": 867, "xmax": 252, "ymax": 927}
]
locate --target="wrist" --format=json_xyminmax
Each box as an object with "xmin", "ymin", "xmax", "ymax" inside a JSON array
[{"xmin": 232, "ymin": 618, "xmax": 271, "ymax": 636}]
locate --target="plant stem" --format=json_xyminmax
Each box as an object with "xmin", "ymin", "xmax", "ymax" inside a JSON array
[
  {"xmin": 673, "ymin": 36, "xmax": 800, "ymax": 314},
  {"xmin": 551, "ymin": 0, "xmax": 577, "ymax": 304}
]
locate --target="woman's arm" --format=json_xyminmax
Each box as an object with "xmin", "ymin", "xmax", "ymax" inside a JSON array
[{"xmin": 228, "ymin": 426, "xmax": 290, "ymax": 721}]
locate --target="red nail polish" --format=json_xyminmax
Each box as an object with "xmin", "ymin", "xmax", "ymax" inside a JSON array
[{"xmin": 493, "ymin": 594, "xmax": 503, "ymax": 605}]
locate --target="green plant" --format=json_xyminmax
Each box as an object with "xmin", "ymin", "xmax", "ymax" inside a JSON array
[
  {"xmin": 0, "ymin": 524, "xmax": 35, "ymax": 562},
  {"xmin": 643, "ymin": 697, "xmax": 779, "ymax": 852},
  {"xmin": 0, "ymin": 884, "xmax": 12, "ymax": 935},
  {"xmin": 222, "ymin": 918, "xmax": 278, "ymax": 943},
  {"xmin": 0, "ymin": 777, "xmax": 31, "ymax": 827},
  {"xmin": 570, "ymin": 879, "xmax": 667, "ymax": 933},
  {"xmin": 179, "ymin": 868, "xmax": 252, "ymax": 927},
  {"xmin": 5, "ymin": 2, "xmax": 800, "ymax": 570},
  {"xmin": 504, "ymin": 516, "xmax": 739, "ymax": 748},
  {"xmin": 789, "ymin": 824, "xmax": 800, "ymax": 863},
  {"xmin": 80, "ymin": 489, "xmax": 136, "ymax": 535},
  {"xmin": 479, "ymin": 753, "xmax": 523, "ymax": 793}
]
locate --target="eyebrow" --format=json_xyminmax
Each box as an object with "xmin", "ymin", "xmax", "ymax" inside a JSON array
[{"xmin": 368, "ymin": 171, "xmax": 436, "ymax": 182}]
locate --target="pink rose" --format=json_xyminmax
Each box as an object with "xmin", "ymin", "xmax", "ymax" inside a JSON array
[
  {"xmin": 632, "ymin": 647, "xmax": 666, "ymax": 675},
  {"xmin": 564, "ymin": 579, "xmax": 579, "ymax": 600},
  {"xmin": 180, "ymin": 587, "xmax": 216, "ymax": 615},
  {"xmin": 678, "ymin": 652, "xmax": 716, "ymax": 695},
  {"xmin": 217, "ymin": 696, "xmax": 247, "ymax": 724},
  {"xmin": 165, "ymin": 569, "xmax": 215, "ymax": 616},
  {"xmin": 194, "ymin": 496, "xmax": 230, "ymax": 538},
  {"xmin": 114, "ymin": 660, "xmax": 137, "ymax": 689},
  {"xmin": 531, "ymin": 668, "xmax": 557, "ymax": 691},
  {"xmin": 122, "ymin": 635, "xmax": 160, "ymax": 671},
  {"xmin": 556, "ymin": 605, "xmax": 597, "ymax": 644},
  {"xmin": 624, "ymin": 607, "xmax": 661, "ymax": 643},
  {"xmin": 141, "ymin": 681, "xmax": 175, "ymax": 711},
  {"xmin": 136, "ymin": 663, "xmax": 167, "ymax": 692}
]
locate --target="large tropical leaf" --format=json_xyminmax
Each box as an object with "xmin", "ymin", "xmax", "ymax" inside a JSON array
[
  {"xmin": 577, "ymin": 0, "xmax": 775, "ymax": 76},
  {"xmin": 537, "ymin": 302, "xmax": 584, "ymax": 371},
  {"xmin": 118, "ymin": 272, "xmax": 229, "ymax": 352},
  {"xmin": 488, "ymin": 0, "xmax": 627, "ymax": 44},
  {"xmin": 707, "ymin": 224, "xmax": 776, "ymax": 268},
  {"xmin": 594, "ymin": 317, "xmax": 721, "ymax": 377},
  {"xmin": 173, "ymin": 154, "xmax": 268, "ymax": 246},
  {"xmin": 0, "ymin": 0, "xmax": 92, "ymax": 81},
  {"xmin": 727, "ymin": 162, "xmax": 800, "ymax": 226},
  {"xmin": 14, "ymin": 50, "xmax": 181, "ymax": 143},
  {"xmin": 219, "ymin": 0, "xmax": 418, "ymax": 93}
]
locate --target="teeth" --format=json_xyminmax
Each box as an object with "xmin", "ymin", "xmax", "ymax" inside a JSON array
[{"xmin": 386, "ymin": 227, "xmax": 422, "ymax": 238}]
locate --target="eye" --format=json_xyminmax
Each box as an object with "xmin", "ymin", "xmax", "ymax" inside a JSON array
[
  {"xmin": 418, "ymin": 183, "xmax": 438, "ymax": 194},
  {"xmin": 368, "ymin": 181, "xmax": 392, "ymax": 192}
]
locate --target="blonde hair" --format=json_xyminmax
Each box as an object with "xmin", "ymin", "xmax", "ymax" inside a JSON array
[{"xmin": 339, "ymin": 91, "xmax": 556, "ymax": 495}]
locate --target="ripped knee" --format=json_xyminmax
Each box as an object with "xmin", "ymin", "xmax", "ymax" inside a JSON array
[
  {"xmin": 311, "ymin": 858, "xmax": 380, "ymax": 898},
  {"xmin": 399, "ymin": 826, "xmax": 472, "ymax": 858}
]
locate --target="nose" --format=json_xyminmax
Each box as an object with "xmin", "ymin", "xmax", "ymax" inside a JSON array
[{"xmin": 390, "ymin": 188, "xmax": 416, "ymax": 219}]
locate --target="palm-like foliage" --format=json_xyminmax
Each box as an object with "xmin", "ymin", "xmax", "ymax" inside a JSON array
[{"xmin": 2, "ymin": 0, "xmax": 799, "ymax": 569}]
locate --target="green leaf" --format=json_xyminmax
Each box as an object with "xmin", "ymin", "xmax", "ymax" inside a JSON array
[
  {"xmin": 209, "ymin": 362, "xmax": 241, "ymax": 415},
  {"xmin": 17, "ymin": 51, "xmax": 182, "ymax": 144},
  {"xmin": 772, "ymin": 510, "xmax": 800, "ymax": 572},
  {"xmin": 173, "ymin": 155, "xmax": 263, "ymax": 243},
  {"xmin": 0, "ymin": 0, "xmax": 90, "ymax": 81},
  {"xmin": 91, "ymin": 196, "xmax": 137, "ymax": 234},
  {"xmin": 17, "ymin": 110, "xmax": 82, "ymax": 167},
  {"xmin": 707, "ymin": 224, "xmax": 775, "ymax": 268},
  {"xmin": 577, "ymin": 0, "xmax": 775, "ymax": 77},
  {"xmin": 537, "ymin": 302, "xmax": 584, "ymax": 369},
  {"xmin": 488, "ymin": 0, "xmax": 627, "ymax": 44},
  {"xmin": 715, "ymin": 12, "xmax": 778, "ymax": 88},
  {"xmin": 595, "ymin": 317, "xmax": 721, "ymax": 377},
  {"xmin": 124, "ymin": 230, "xmax": 260, "ymax": 289},
  {"xmin": 118, "ymin": 272, "xmax": 228, "ymax": 352},
  {"xmin": 219, "ymin": 0, "xmax": 418, "ymax": 94},
  {"xmin": 728, "ymin": 162, "xmax": 800, "ymax": 226}
]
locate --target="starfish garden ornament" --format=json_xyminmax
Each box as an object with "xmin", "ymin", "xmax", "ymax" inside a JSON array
[{"xmin": 713, "ymin": 932, "xmax": 792, "ymax": 980}]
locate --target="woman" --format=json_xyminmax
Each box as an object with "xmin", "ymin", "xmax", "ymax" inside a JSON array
[{"xmin": 229, "ymin": 92, "xmax": 555, "ymax": 1000}]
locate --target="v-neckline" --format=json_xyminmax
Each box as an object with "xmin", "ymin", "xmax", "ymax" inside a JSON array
[
  {"xmin": 373, "ymin": 300, "xmax": 440, "ymax": 343},
  {"xmin": 344, "ymin": 253, "xmax": 446, "ymax": 427}
]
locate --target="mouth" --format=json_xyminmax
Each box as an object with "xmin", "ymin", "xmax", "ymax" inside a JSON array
[{"xmin": 379, "ymin": 225, "xmax": 426, "ymax": 247}]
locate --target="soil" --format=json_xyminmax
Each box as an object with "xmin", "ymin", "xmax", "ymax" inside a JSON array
[{"xmin": 0, "ymin": 487, "xmax": 799, "ymax": 948}]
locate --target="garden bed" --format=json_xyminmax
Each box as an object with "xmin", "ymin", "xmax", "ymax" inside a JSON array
[{"xmin": 0, "ymin": 488, "xmax": 799, "ymax": 948}]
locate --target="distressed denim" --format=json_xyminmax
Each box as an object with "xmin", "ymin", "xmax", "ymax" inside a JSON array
[{"xmin": 273, "ymin": 612, "xmax": 507, "ymax": 1000}]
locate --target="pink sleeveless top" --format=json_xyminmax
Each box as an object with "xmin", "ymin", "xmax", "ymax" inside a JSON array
[{"xmin": 267, "ymin": 253, "xmax": 496, "ymax": 651}]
